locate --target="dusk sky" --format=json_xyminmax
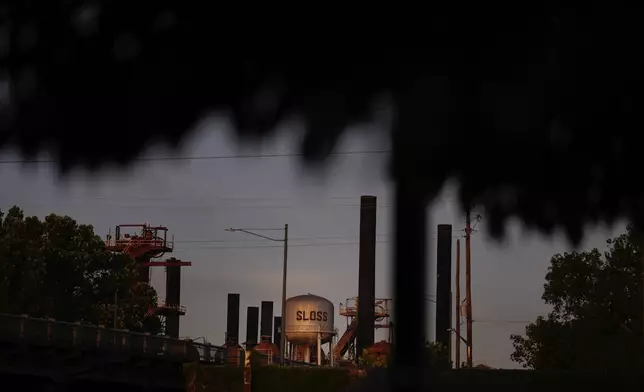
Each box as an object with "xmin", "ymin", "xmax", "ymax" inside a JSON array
[{"xmin": 0, "ymin": 116, "xmax": 624, "ymax": 368}]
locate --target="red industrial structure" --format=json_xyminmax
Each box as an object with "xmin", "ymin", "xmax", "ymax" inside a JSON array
[
  {"xmin": 105, "ymin": 224, "xmax": 191, "ymax": 338},
  {"xmin": 334, "ymin": 297, "xmax": 392, "ymax": 363}
]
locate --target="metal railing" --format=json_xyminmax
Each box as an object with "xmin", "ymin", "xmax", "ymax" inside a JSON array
[
  {"xmin": 253, "ymin": 348, "xmax": 275, "ymax": 365},
  {"xmin": 0, "ymin": 313, "xmax": 198, "ymax": 363},
  {"xmin": 191, "ymin": 341, "xmax": 228, "ymax": 365},
  {"xmin": 159, "ymin": 303, "xmax": 187, "ymax": 313},
  {"xmin": 145, "ymin": 303, "xmax": 187, "ymax": 317},
  {"xmin": 104, "ymin": 238, "xmax": 174, "ymax": 251},
  {"xmin": 339, "ymin": 304, "xmax": 389, "ymax": 318}
]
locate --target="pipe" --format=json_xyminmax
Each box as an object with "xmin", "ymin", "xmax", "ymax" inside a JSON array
[{"xmin": 317, "ymin": 325, "xmax": 322, "ymax": 366}]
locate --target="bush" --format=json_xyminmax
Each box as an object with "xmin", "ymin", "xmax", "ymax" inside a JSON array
[
  {"xmin": 359, "ymin": 341, "xmax": 452, "ymax": 371},
  {"xmin": 188, "ymin": 363, "xmax": 644, "ymax": 392},
  {"xmin": 185, "ymin": 363, "xmax": 243, "ymax": 392},
  {"xmin": 253, "ymin": 366, "xmax": 351, "ymax": 392}
]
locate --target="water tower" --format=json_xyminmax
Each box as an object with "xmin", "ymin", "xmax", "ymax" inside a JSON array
[{"xmin": 284, "ymin": 293, "xmax": 335, "ymax": 365}]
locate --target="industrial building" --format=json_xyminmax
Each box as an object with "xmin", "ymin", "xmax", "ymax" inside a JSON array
[
  {"xmin": 105, "ymin": 224, "xmax": 191, "ymax": 338},
  {"xmin": 217, "ymin": 195, "xmax": 396, "ymax": 367},
  {"xmin": 103, "ymin": 194, "xmax": 460, "ymax": 368}
]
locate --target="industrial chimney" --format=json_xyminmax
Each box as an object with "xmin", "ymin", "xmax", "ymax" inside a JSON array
[
  {"xmin": 246, "ymin": 306, "xmax": 259, "ymax": 348},
  {"xmin": 436, "ymin": 224, "xmax": 453, "ymax": 354},
  {"xmin": 226, "ymin": 294, "xmax": 240, "ymax": 345},
  {"xmin": 274, "ymin": 316, "xmax": 282, "ymax": 351},
  {"xmin": 164, "ymin": 262, "xmax": 182, "ymax": 338},
  {"xmin": 356, "ymin": 195, "xmax": 377, "ymax": 363},
  {"xmin": 260, "ymin": 301, "xmax": 274, "ymax": 343}
]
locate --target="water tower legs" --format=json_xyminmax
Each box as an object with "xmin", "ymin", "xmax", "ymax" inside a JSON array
[{"xmin": 317, "ymin": 331, "xmax": 322, "ymax": 366}]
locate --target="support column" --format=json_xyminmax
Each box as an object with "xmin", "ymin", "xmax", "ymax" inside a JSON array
[
  {"xmin": 165, "ymin": 263, "xmax": 181, "ymax": 338},
  {"xmin": 317, "ymin": 329, "xmax": 322, "ymax": 366}
]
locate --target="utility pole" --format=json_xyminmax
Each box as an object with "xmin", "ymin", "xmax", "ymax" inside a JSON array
[
  {"xmin": 281, "ymin": 223, "xmax": 288, "ymax": 365},
  {"xmin": 226, "ymin": 225, "xmax": 289, "ymax": 365},
  {"xmin": 640, "ymin": 227, "xmax": 644, "ymax": 348},
  {"xmin": 465, "ymin": 209, "xmax": 473, "ymax": 368},
  {"xmin": 455, "ymin": 239, "xmax": 460, "ymax": 369}
]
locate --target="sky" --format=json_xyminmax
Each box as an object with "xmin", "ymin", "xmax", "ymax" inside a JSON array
[{"xmin": 0, "ymin": 116, "xmax": 626, "ymax": 369}]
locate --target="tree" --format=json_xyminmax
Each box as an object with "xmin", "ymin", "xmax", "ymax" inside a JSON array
[
  {"xmin": 510, "ymin": 225, "xmax": 644, "ymax": 370},
  {"xmin": 425, "ymin": 341, "xmax": 452, "ymax": 372},
  {"xmin": 0, "ymin": 206, "xmax": 162, "ymax": 333},
  {"xmin": 4, "ymin": 6, "xmax": 644, "ymax": 243}
]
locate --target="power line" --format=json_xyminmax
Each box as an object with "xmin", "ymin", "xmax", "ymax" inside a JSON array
[
  {"xmin": 29, "ymin": 203, "xmax": 393, "ymax": 210},
  {"xmin": 174, "ymin": 240, "xmax": 393, "ymax": 250},
  {"xmin": 13, "ymin": 195, "xmax": 384, "ymax": 202},
  {"xmin": 472, "ymin": 320, "xmax": 531, "ymax": 324},
  {"xmin": 11, "ymin": 198, "xmax": 456, "ymax": 211},
  {"xmin": 175, "ymin": 234, "xmax": 391, "ymax": 244},
  {"xmin": 0, "ymin": 149, "xmax": 391, "ymax": 165},
  {"xmin": 173, "ymin": 232, "xmax": 445, "ymax": 246}
]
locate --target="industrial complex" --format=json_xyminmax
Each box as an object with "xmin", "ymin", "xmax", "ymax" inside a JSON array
[{"xmin": 101, "ymin": 195, "xmax": 459, "ymax": 369}]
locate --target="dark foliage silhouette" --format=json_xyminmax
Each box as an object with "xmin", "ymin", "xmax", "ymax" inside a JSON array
[
  {"xmin": 2, "ymin": 5, "xmax": 643, "ymax": 243},
  {"xmin": 511, "ymin": 225, "xmax": 644, "ymax": 370},
  {"xmin": 0, "ymin": 206, "xmax": 162, "ymax": 333}
]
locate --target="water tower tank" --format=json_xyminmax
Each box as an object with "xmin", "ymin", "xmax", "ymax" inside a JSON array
[{"xmin": 284, "ymin": 294, "xmax": 335, "ymax": 345}]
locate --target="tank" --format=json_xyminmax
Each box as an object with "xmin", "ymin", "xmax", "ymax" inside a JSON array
[
  {"xmin": 284, "ymin": 294, "xmax": 335, "ymax": 345},
  {"xmin": 253, "ymin": 341, "xmax": 280, "ymax": 366}
]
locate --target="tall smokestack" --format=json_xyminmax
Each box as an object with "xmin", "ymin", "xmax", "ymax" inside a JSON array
[
  {"xmin": 356, "ymin": 195, "xmax": 377, "ymax": 363},
  {"xmin": 274, "ymin": 316, "xmax": 282, "ymax": 351},
  {"xmin": 260, "ymin": 301, "xmax": 274, "ymax": 343},
  {"xmin": 246, "ymin": 306, "xmax": 259, "ymax": 347},
  {"xmin": 226, "ymin": 294, "xmax": 240, "ymax": 345},
  {"xmin": 164, "ymin": 263, "xmax": 181, "ymax": 338},
  {"xmin": 436, "ymin": 224, "xmax": 453, "ymax": 354}
]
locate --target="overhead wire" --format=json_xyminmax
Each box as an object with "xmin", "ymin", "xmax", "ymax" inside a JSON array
[
  {"xmin": 472, "ymin": 320, "xmax": 531, "ymax": 324},
  {"xmin": 0, "ymin": 149, "xmax": 391, "ymax": 165},
  {"xmin": 173, "ymin": 239, "xmax": 393, "ymax": 251},
  {"xmin": 11, "ymin": 197, "xmax": 457, "ymax": 211},
  {"xmin": 175, "ymin": 234, "xmax": 391, "ymax": 244},
  {"xmin": 171, "ymin": 232, "xmax": 448, "ymax": 250}
]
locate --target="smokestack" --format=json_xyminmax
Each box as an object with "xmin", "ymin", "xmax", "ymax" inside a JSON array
[
  {"xmin": 246, "ymin": 306, "xmax": 259, "ymax": 347},
  {"xmin": 226, "ymin": 294, "xmax": 240, "ymax": 345},
  {"xmin": 274, "ymin": 316, "xmax": 282, "ymax": 351},
  {"xmin": 356, "ymin": 195, "xmax": 377, "ymax": 363},
  {"xmin": 260, "ymin": 301, "xmax": 274, "ymax": 343},
  {"xmin": 436, "ymin": 224, "xmax": 453, "ymax": 353},
  {"xmin": 164, "ymin": 262, "xmax": 181, "ymax": 338}
]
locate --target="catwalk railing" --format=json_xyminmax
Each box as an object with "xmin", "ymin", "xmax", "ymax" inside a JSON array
[
  {"xmin": 191, "ymin": 341, "xmax": 228, "ymax": 365},
  {"xmin": 0, "ymin": 313, "xmax": 199, "ymax": 363},
  {"xmin": 185, "ymin": 341, "xmax": 319, "ymax": 367}
]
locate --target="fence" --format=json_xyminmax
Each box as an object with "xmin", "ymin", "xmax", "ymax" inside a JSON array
[{"xmin": 0, "ymin": 313, "xmax": 198, "ymax": 362}]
